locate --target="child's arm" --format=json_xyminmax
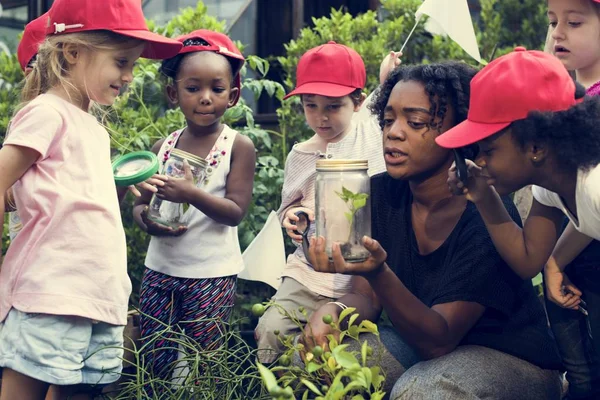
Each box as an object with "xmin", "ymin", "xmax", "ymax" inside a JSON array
[
  {"xmin": 0, "ymin": 145, "xmax": 40, "ymax": 260},
  {"xmin": 448, "ymin": 160, "xmax": 564, "ymax": 279},
  {"xmin": 157, "ymin": 134, "xmax": 256, "ymax": 226},
  {"xmin": 379, "ymin": 51, "xmax": 402, "ymax": 85},
  {"xmin": 543, "ymin": 222, "xmax": 590, "ymax": 309}
]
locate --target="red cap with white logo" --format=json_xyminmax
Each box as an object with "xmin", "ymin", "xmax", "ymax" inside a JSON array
[{"xmin": 46, "ymin": 0, "xmax": 182, "ymax": 59}]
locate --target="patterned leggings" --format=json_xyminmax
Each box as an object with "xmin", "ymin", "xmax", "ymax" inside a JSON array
[{"xmin": 139, "ymin": 268, "xmax": 237, "ymax": 391}]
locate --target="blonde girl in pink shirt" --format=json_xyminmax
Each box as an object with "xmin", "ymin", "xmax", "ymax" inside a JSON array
[{"xmin": 0, "ymin": 0, "xmax": 181, "ymax": 399}]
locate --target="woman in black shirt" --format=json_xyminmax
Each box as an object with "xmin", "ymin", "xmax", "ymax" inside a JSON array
[{"xmin": 304, "ymin": 62, "xmax": 562, "ymax": 399}]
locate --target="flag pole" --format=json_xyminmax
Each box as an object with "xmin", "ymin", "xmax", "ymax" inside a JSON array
[{"xmin": 400, "ymin": 15, "xmax": 422, "ymax": 53}]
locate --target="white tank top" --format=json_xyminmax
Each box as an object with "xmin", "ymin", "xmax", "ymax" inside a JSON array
[{"xmin": 144, "ymin": 125, "xmax": 244, "ymax": 279}]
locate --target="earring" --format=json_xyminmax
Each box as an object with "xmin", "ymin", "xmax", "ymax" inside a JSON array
[{"xmin": 533, "ymin": 156, "xmax": 538, "ymax": 161}]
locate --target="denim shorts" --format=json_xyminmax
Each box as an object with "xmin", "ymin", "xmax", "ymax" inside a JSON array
[{"xmin": 0, "ymin": 308, "xmax": 124, "ymax": 386}]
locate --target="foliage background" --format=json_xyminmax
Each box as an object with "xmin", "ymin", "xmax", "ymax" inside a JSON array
[{"xmin": 1, "ymin": 0, "xmax": 548, "ymax": 325}]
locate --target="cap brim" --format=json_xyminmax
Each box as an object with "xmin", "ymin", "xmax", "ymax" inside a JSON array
[
  {"xmin": 435, "ymin": 119, "xmax": 511, "ymax": 148},
  {"xmin": 283, "ymin": 82, "xmax": 357, "ymax": 100},
  {"xmin": 113, "ymin": 29, "xmax": 183, "ymax": 59}
]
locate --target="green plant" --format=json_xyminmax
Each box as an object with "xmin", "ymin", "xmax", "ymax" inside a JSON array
[
  {"xmin": 335, "ymin": 186, "xmax": 369, "ymax": 244},
  {"xmin": 256, "ymin": 302, "xmax": 386, "ymax": 400},
  {"xmin": 106, "ymin": 311, "xmax": 270, "ymax": 399}
]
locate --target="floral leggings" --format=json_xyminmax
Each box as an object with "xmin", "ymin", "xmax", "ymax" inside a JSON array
[{"xmin": 139, "ymin": 268, "xmax": 237, "ymax": 394}]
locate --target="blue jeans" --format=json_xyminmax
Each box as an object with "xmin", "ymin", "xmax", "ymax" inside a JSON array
[{"xmin": 545, "ymin": 242, "xmax": 600, "ymax": 399}]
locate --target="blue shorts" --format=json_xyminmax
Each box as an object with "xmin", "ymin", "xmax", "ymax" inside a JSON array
[{"xmin": 0, "ymin": 308, "xmax": 124, "ymax": 386}]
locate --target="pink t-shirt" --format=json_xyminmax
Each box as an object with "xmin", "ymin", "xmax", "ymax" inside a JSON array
[{"xmin": 1, "ymin": 94, "xmax": 130, "ymax": 326}]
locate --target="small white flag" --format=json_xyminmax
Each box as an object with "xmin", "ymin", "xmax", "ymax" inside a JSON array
[
  {"xmin": 416, "ymin": 0, "xmax": 482, "ymax": 62},
  {"xmin": 239, "ymin": 211, "xmax": 287, "ymax": 290}
]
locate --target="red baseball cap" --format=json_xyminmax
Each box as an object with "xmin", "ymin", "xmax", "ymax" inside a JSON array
[
  {"xmin": 175, "ymin": 30, "xmax": 245, "ymax": 106},
  {"xmin": 17, "ymin": 12, "xmax": 48, "ymax": 72},
  {"xmin": 436, "ymin": 47, "xmax": 578, "ymax": 149},
  {"xmin": 283, "ymin": 41, "xmax": 366, "ymax": 99},
  {"xmin": 46, "ymin": 0, "xmax": 182, "ymax": 59}
]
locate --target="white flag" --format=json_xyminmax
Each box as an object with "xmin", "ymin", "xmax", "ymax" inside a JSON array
[
  {"xmin": 239, "ymin": 211, "xmax": 287, "ymax": 290},
  {"xmin": 416, "ymin": 0, "xmax": 482, "ymax": 62}
]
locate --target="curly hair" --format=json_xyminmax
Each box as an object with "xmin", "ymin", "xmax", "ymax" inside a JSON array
[
  {"xmin": 510, "ymin": 83, "xmax": 600, "ymax": 171},
  {"xmin": 369, "ymin": 61, "xmax": 478, "ymax": 157}
]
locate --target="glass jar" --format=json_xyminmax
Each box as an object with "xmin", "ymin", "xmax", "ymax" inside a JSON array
[
  {"xmin": 147, "ymin": 148, "xmax": 208, "ymax": 228},
  {"xmin": 315, "ymin": 159, "xmax": 371, "ymax": 262}
]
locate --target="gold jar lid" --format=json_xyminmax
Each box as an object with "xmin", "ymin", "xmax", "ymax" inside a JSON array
[
  {"xmin": 170, "ymin": 148, "xmax": 208, "ymax": 168},
  {"xmin": 316, "ymin": 159, "xmax": 368, "ymax": 171}
]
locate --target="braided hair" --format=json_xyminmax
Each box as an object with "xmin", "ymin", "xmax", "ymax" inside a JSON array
[
  {"xmin": 369, "ymin": 62, "xmax": 478, "ymax": 158},
  {"xmin": 510, "ymin": 83, "xmax": 600, "ymax": 171}
]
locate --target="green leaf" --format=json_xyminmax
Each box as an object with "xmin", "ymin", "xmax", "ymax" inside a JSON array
[
  {"xmin": 359, "ymin": 320, "xmax": 379, "ymax": 335},
  {"xmin": 370, "ymin": 366, "xmax": 384, "ymax": 390},
  {"xmin": 306, "ymin": 361, "xmax": 322, "ymax": 373},
  {"xmin": 334, "ymin": 349, "xmax": 360, "ymax": 369},
  {"xmin": 531, "ymin": 272, "xmax": 543, "ymax": 287},
  {"xmin": 362, "ymin": 366, "xmax": 373, "ymax": 388},
  {"xmin": 335, "ymin": 190, "xmax": 349, "ymax": 202},
  {"xmin": 342, "ymin": 186, "xmax": 353, "ymax": 199},
  {"xmin": 361, "ymin": 340, "xmax": 369, "ymax": 366},
  {"xmin": 345, "ymin": 211, "xmax": 353, "ymax": 225},
  {"xmin": 352, "ymin": 196, "xmax": 367, "ymax": 210},
  {"xmin": 256, "ymin": 363, "xmax": 278, "ymax": 392},
  {"xmin": 338, "ymin": 307, "xmax": 356, "ymax": 325},
  {"xmin": 300, "ymin": 378, "xmax": 324, "ymax": 396},
  {"xmin": 348, "ymin": 313, "xmax": 359, "ymax": 328}
]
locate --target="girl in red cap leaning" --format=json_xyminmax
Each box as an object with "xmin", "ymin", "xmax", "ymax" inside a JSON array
[
  {"xmin": 0, "ymin": 0, "xmax": 181, "ymax": 398},
  {"xmin": 437, "ymin": 47, "xmax": 600, "ymax": 398},
  {"xmin": 254, "ymin": 42, "xmax": 388, "ymax": 365},
  {"xmin": 131, "ymin": 30, "xmax": 256, "ymax": 396}
]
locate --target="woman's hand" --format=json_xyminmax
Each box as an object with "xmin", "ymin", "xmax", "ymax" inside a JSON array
[
  {"xmin": 282, "ymin": 207, "xmax": 314, "ymax": 242},
  {"xmin": 447, "ymin": 159, "xmax": 496, "ymax": 203},
  {"xmin": 544, "ymin": 262, "xmax": 582, "ymax": 310},
  {"xmin": 140, "ymin": 206, "xmax": 187, "ymax": 237},
  {"xmin": 300, "ymin": 303, "xmax": 340, "ymax": 354},
  {"xmin": 308, "ymin": 236, "xmax": 387, "ymax": 277}
]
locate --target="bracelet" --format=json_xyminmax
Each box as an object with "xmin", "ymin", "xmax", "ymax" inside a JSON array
[{"xmin": 327, "ymin": 301, "xmax": 348, "ymax": 311}]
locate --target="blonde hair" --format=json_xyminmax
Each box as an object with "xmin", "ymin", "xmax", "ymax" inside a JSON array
[{"xmin": 21, "ymin": 30, "xmax": 143, "ymax": 109}]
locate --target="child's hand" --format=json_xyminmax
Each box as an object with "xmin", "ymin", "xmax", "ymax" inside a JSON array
[
  {"xmin": 155, "ymin": 160, "xmax": 196, "ymax": 204},
  {"xmin": 379, "ymin": 51, "xmax": 402, "ymax": 85},
  {"xmin": 544, "ymin": 262, "xmax": 582, "ymax": 310},
  {"xmin": 140, "ymin": 206, "xmax": 187, "ymax": 237},
  {"xmin": 128, "ymin": 174, "xmax": 168, "ymax": 197},
  {"xmin": 447, "ymin": 159, "xmax": 495, "ymax": 203},
  {"xmin": 283, "ymin": 207, "xmax": 314, "ymax": 242}
]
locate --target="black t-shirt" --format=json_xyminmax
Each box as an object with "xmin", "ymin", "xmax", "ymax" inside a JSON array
[{"xmin": 371, "ymin": 173, "xmax": 562, "ymax": 370}]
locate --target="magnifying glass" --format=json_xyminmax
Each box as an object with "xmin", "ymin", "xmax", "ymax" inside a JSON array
[{"xmin": 112, "ymin": 151, "xmax": 159, "ymax": 187}]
